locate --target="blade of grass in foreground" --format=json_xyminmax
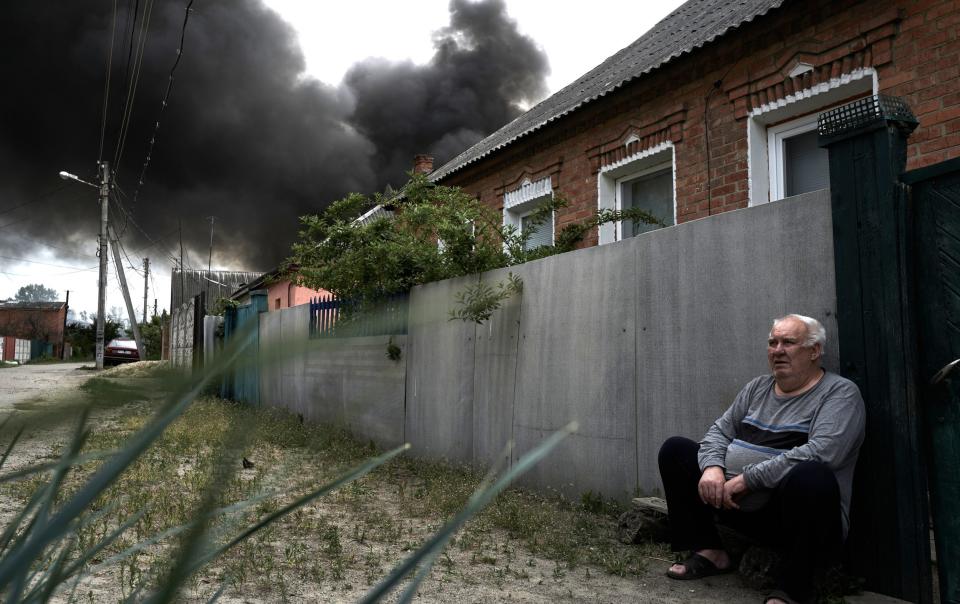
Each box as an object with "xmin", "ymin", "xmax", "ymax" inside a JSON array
[
  {"xmin": 360, "ymin": 421, "xmax": 579, "ymax": 604},
  {"xmin": 0, "ymin": 450, "xmax": 118, "ymax": 486},
  {"xmin": 394, "ymin": 439, "xmax": 514, "ymax": 603},
  {"xmin": 0, "ymin": 323, "xmax": 258, "ymax": 595},
  {"xmin": 0, "ymin": 424, "xmax": 25, "ymax": 472},
  {"xmin": 137, "ymin": 442, "xmax": 411, "ymax": 604},
  {"xmin": 6, "ymin": 412, "xmax": 89, "ymax": 604}
]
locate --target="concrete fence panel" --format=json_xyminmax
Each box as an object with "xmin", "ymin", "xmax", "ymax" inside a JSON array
[
  {"xmin": 258, "ymin": 310, "xmax": 283, "ymax": 410},
  {"xmin": 336, "ymin": 335, "xmax": 406, "ymax": 448},
  {"xmin": 471, "ymin": 267, "xmax": 524, "ymax": 468},
  {"xmin": 509, "ymin": 242, "xmax": 639, "ymax": 500},
  {"xmin": 404, "ymin": 275, "xmax": 477, "ymax": 463},
  {"xmin": 280, "ymin": 304, "xmax": 309, "ymax": 412}
]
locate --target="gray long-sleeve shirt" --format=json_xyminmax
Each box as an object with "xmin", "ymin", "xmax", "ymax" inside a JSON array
[{"xmin": 697, "ymin": 371, "xmax": 865, "ymax": 536}]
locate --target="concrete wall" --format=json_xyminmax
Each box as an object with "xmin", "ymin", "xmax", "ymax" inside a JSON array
[
  {"xmin": 256, "ymin": 190, "xmax": 837, "ymax": 501},
  {"xmin": 170, "ymin": 297, "xmax": 196, "ymax": 369},
  {"xmin": 403, "ymin": 189, "xmax": 837, "ymax": 501},
  {"xmin": 260, "ymin": 304, "xmax": 407, "ymax": 449}
]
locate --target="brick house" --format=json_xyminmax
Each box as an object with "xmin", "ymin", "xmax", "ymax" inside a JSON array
[
  {"xmin": 230, "ymin": 265, "xmax": 331, "ymax": 311},
  {"xmin": 0, "ymin": 301, "xmax": 67, "ymax": 359},
  {"xmin": 429, "ymin": 0, "xmax": 959, "ymax": 248}
]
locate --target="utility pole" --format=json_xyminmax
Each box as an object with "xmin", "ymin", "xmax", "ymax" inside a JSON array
[
  {"xmin": 142, "ymin": 257, "xmax": 150, "ymax": 324},
  {"xmin": 205, "ymin": 216, "xmax": 216, "ymax": 302},
  {"xmin": 153, "ymin": 298, "xmax": 158, "ymax": 319},
  {"xmin": 178, "ymin": 220, "xmax": 185, "ymax": 309},
  {"xmin": 109, "ymin": 227, "xmax": 146, "ymax": 359},
  {"xmin": 95, "ymin": 161, "xmax": 110, "ymax": 370},
  {"xmin": 61, "ymin": 290, "xmax": 70, "ymax": 360}
]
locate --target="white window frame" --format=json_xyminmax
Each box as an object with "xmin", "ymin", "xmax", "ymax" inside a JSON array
[
  {"xmin": 503, "ymin": 177, "xmax": 555, "ymax": 249},
  {"xmin": 614, "ymin": 160, "xmax": 674, "ymax": 241},
  {"xmin": 597, "ymin": 141, "xmax": 675, "ymax": 245},
  {"xmin": 748, "ymin": 67, "xmax": 878, "ymax": 206},
  {"xmin": 766, "ymin": 113, "xmax": 822, "ymax": 202},
  {"xmin": 518, "ymin": 208, "xmax": 554, "ymax": 250}
]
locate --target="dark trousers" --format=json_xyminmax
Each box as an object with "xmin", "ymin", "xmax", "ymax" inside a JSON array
[{"xmin": 658, "ymin": 436, "xmax": 843, "ymax": 602}]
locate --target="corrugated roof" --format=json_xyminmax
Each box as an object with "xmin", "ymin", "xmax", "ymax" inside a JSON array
[
  {"xmin": 431, "ymin": 0, "xmax": 786, "ymax": 181},
  {"xmin": 0, "ymin": 301, "xmax": 66, "ymax": 311},
  {"xmin": 170, "ymin": 269, "xmax": 264, "ymax": 310}
]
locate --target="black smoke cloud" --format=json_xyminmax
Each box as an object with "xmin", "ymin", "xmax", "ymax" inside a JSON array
[{"xmin": 0, "ymin": 0, "xmax": 548, "ymax": 272}]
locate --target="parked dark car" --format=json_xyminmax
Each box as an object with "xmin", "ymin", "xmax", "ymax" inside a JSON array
[{"xmin": 104, "ymin": 339, "xmax": 139, "ymax": 365}]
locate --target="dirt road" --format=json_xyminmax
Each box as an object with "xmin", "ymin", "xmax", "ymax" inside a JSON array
[{"xmin": 0, "ymin": 362, "xmax": 93, "ymax": 411}]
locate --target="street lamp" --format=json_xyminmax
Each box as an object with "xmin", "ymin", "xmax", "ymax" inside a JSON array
[
  {"xmin": 59, "ymin": 163, "xmax": 110, "ymax": 370},
  {"xmin": 58, "ymin": 171, "xmax": 97, "ymax": 188}
]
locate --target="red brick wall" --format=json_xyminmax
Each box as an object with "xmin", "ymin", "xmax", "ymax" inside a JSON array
[
  {"xmin": 0, "ymin": 307, "xmax": 66, "ymax": 355},
  {"xmin": 439, "ymin": 0, "xmax": 960, "ymax": 247}
]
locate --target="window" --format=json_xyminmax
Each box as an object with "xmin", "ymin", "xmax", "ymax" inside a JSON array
[
  {"xmin": 767, "ymin": 113, "xmax": 832, "ymax": 200},
  {"xmin": 616, "ymin": 162, "xmax": 674, "ymax": 238},
  {"xmin": 274, "ymin": 297, "xmax": 281, "ymax": 310},
  {"xmin": 503, "ymin": 177, "xmax": 554, "ymax": 251},
  {"xmin": 598, "ymin": 142, "xmax": 675, "ymax": 244},
  {"xmin": 748, "ymin": 68, "xmax": 876, "ymax": 205},
  {"xmin": 520, "ymin": 211, "xmax": 553, "ymax": 250}
]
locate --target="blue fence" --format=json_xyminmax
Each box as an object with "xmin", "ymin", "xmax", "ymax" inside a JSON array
[{"xmin": 309, "ymin": 293, "xmax": 408, "ymax": 338}]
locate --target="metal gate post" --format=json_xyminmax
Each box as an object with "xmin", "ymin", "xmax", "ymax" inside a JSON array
[
  {"xmin": 818, "ymin": 95, "xmax": 931, "ymax": 602},
  {"xmin": 903, "ymin": 157, "xmax": 960, "ymax": 604}
]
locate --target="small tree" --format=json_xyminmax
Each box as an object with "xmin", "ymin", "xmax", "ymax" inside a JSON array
[
  {"xmin": 14, "ymin": 283, "xmax": 58, "ymax": 303},
  {"xmin": 139, "ymin": 313, "xmax": 166, "ymax": 360},
  {"xmin": 291, "ymin": 173, "xmax": 660, "ymax": 322}
]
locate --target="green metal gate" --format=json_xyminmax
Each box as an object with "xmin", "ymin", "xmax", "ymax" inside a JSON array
[
  {"xmin": 221, "ymin": 291, "xmax": 267, "ymax": 406},
  {"xmin": 903, "ymin": 157, "xmax": 960, "ymax": 604}
]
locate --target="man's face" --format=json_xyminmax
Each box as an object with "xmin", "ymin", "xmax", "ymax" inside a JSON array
[{"xmin": 767, "ymin": 318, "xmax": 820, "ymax": 382}]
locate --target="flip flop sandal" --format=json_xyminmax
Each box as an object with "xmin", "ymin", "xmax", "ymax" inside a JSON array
[
  {"xmin": 764, "ymin": 589, "xmax": 802, "ymax": 604},
  {"xmin": 665, "ymin": 552, "xmax": 733, "ymax": 580}
]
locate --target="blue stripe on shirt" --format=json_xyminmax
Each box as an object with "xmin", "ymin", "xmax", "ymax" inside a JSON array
[
  {"xmin": 743, "ymin": 416, "xmax": 810, "ymax": 433},
  {"xmin": 730, "ymin": 438, "xmax": 784, "ymax": 456}
]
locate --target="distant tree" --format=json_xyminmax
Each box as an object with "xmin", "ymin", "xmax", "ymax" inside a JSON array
[{"xmin": 14, "ymin": 283, "xmax": 59, "ymax": 303}]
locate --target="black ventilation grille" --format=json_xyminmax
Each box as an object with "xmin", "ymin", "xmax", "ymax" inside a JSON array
[{"xmin": 818, "ymin": 94, "xmax": 917, "ymax": 137}]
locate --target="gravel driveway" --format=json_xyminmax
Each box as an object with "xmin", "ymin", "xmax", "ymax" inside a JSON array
[{"xmin": 0, "ymin": 362, "xmax": 93, "ymax": 411}]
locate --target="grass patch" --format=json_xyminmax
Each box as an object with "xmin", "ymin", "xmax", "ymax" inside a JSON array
[{"xmin": 1, "ymin": 395, "xmax": 663, "ymax": 600}]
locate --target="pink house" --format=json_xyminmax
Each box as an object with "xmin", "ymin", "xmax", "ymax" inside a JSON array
[{"xmin": 230, "ymin": 265, "xmax": 330, "ymax": 311}]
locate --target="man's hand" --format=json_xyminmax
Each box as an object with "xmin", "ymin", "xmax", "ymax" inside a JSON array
[
  {"xmin": 698, "ymin": 466, "xmax": 726, "ymax": 508},
  {"xmin": 722, "ymin": 474, "xmax": 749, "ymax": 509}
]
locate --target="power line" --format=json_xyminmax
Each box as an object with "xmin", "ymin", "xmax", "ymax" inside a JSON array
[
  {"xmin": 0, "ymin": 184, "xmax": 70, "ymax": 216},
  {"xmin": 112, "ymin": 0, "xmax": 156, "ymax": 175},
  {"xmin": 0, "ymin": 265, "xmax": 99, "ymax": 277},
  {"xmin": 98, "ymin": 0, "xmax": 119, "ymax": 163},
  {"xmin": 5, "ymin": 233, "xmax": 97, "ymax": 258},
  {"xmin": 108, "ymin": 189, "xmax": 181, "ymax": 266},
  {"xmin": 132, "ymin": 0, "xmax": 195, "ymax": 207},
  {"xmin": 0, "ymin": 190, "xmax": 89, "ymax": 230},
  {"xmin": 0, "ymin": 254, "xmax": 99, "ymax": 271}
]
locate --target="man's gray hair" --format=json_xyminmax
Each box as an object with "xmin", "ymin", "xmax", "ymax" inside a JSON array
[{"xmin": 771, "ymin": 314, "xmax": 827, "ymax": 348}]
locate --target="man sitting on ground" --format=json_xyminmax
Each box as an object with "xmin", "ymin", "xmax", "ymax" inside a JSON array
[{"xmin": 658, "ymin": 314, "xmax": 865, "ymax": 604}]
